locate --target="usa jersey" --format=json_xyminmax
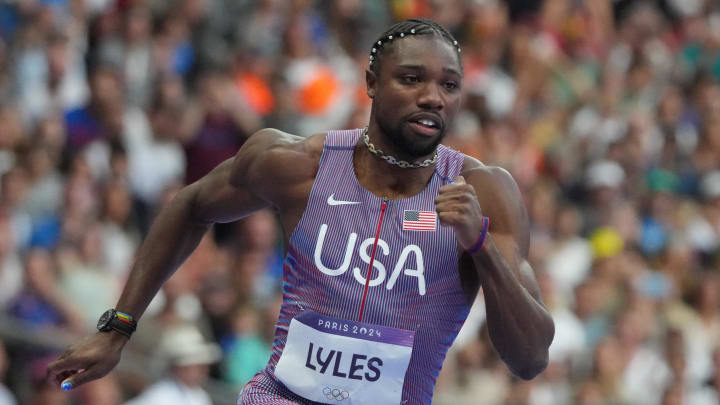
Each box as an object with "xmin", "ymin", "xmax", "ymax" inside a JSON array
[{"xmin": 263, "ymin": 129, "xmax": 471, "ymax": 404}]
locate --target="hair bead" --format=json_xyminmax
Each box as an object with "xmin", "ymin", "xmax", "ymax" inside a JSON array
[{"xmin": 369, "ymin": 19, "xmax": 463, "ymax": 73}]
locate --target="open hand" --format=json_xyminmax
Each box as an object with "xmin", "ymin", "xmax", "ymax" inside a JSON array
[{"xmin": 46, "ymin": 332, "xmax": 128, "ymax": 391}]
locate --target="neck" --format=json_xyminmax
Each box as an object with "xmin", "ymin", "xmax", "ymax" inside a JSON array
[
  {"xmin": 353, "ymin": 123, "xmax": 437, "ymax": 200},
  {"xmin": 364, "ymin": 115, "xmax": 437, "ymax": 163}
]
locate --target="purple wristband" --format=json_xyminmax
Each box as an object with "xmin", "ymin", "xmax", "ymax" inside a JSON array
[{"xmin": 466, "ymin": 216, "xmax": 490, "ymax": 255}]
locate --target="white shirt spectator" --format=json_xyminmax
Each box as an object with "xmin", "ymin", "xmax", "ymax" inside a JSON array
[
  {"xmin": 24, "ymin": 172, "xmax": 64, "ymax": 220},
  {"xmin": 685, "ymin": 216, "xmax": 719, "ymax": 254},
  {"xmin": 546, "ymin": 236, "xmax": 593, "ymax": 301},
  {"xmin": 101, "ymin": 221, "xmax": 139, "ymax": 278},
  {"xmin": 0, "ymin": 384, "xmax": 17, "ymax": 405},
  {"xmin": 123, "ymin": 108, "xmax": 185, "ymax": 205},
  {"xmin": 620, "ymin": 345, "xmax": 672, "ymax": 405},
  {"xmin": 548, "ymin": 306, "xmax": 586, "ymax": 364},
  {"xmin": 122, "ymin": 379, "xmax": 212, "ymax": 405},
  {"xmin": 683, "ymin": 317, "xmax": 720, "ymax": 388},
  {"xmin": 126, "ymin": 137, "xmax": 185, "ymax": 206},
  {"xmin": 0, "ymin": 253, "xmax": 22, "ymax": 310},
  {"xmin": 688, "ymin": 385, "xmax": 718, "ymax": 405},
  {"xmin": 529, "ymin": 380, "xmax": 572, "ymax": 405},
  {"xmin": 15, "ymin": 47, "xmax": 88, "ymax": 124}
]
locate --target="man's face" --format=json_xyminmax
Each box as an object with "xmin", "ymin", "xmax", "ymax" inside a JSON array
[{"xmin": 368, "ymin": 34, "xmax": 462, "ymax": 158}]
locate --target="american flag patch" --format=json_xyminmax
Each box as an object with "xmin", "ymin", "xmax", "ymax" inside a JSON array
[{"xmin": 403, "ymin": 210, "xmax": 437, "ymax": 231}]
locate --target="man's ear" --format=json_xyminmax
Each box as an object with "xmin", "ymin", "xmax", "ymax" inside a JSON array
[{"xmin": 366, "ymin": 69, "xmax": 377, "ymax": 99}]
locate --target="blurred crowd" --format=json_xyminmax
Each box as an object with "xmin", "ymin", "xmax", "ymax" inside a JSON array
[{"xmin": 0, "ymin": 0, "xmax": 719, "ymax": 404}]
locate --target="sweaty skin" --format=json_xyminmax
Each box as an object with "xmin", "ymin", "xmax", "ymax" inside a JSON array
[{"xmin": 47, "ymin": 34, "xmax": 554, "ymax": 391}]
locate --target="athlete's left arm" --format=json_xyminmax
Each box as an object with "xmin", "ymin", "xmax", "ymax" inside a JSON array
[{"xmin": 435, "ymin": 163, "xmax": 554, "ymax": 380}]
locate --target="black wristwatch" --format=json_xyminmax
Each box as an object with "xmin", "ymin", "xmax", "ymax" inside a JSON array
[{"xmin": 97, "ymin": 309, "xmax": 137, "ymax": 337}]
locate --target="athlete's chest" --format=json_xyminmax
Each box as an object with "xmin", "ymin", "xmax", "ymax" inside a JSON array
[{"xmin": 291, "ymin": 186, "xmax": 460, "ymax": 296}]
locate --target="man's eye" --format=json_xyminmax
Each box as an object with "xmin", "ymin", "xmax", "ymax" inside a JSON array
[
  {"xmin": 444, "ymin": 81, "xmax": 459, "ymax": 90},
  {"xmin": 401, "ymin": 76, "xmax": 419, "ymax": 84}
]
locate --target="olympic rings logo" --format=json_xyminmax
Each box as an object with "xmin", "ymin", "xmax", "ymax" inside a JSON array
[{"xmin": 322, "ymin": 387, "xmax": 350, "ymax": 401}]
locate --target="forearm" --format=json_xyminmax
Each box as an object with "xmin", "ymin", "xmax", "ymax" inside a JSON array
[
  {"xmin": 115, "ymin": 186, "xmax": 211, "ymax": 320},
  {"xmin": 473, "ymin": 235, "xmax": 554, "ymax": 379}
]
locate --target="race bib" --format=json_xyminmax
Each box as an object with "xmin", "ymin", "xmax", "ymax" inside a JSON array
[{"xmin": 274, "ymin": 311, "xmax": 415, "ymax": 405}]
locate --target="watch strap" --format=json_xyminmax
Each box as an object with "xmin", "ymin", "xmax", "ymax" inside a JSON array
[
  {"xmin": 115, "ymin": 311, "xmax": 135, "ymax": 326},
  {"xmin": 104, "ymin": 310, "xmax": 137, "ymax": 337}
]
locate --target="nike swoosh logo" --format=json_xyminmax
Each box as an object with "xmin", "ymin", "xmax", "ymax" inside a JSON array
[{"xmin": 327, "ymin": 194, "xmax": 361, "ymax": 206}]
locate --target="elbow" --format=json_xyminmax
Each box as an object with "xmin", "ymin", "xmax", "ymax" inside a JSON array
[
  {"xmin": 511, "ymin": 352, "xmax": 549, "ymax": 380},
  {"xmin": 509, "ymin": 323, "xmax": 554, "ymax": 380}
]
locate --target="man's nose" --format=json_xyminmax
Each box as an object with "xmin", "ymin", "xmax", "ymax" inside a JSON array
[{"xmin": 417, "ymin": 82, "xmax": 443, "ymax": 110}]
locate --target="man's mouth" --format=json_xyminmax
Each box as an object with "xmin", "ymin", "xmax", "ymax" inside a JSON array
[
  {"xmin": 408, "ymin": 116, "xmax": 442, "ymax": 136},
  {"xmin": 414, "ymin": 118, "xmax": 439, "ymax": 129}
]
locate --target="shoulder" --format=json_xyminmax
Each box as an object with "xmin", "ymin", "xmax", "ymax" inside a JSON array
[
  {"xmin": 460, "ymin": 155, "xmax": 518, "ymax": 195},
  {"xmin": 231, "ymin": 128, "xmax": 327, "ymax": 205},
  {"xmin": 237, "ymin": 128, "xmax": 325, "ymax": 160},
  {"xmin": 460, "ymin": 154, "xmax": 529, "ymax": 250},
  {"xmin": 231, "ymin": 128, "xmax": 326, "ymax": 184}
]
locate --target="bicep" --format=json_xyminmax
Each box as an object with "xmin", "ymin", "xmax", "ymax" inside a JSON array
[
  {"xmin": 465, "ymin": 166, "xmax": 530, "ymax": 256},
  {"xmin": 189, "ymin": 128, "xmax": 312, "ymax": 223},
  {"xmin": 188, "ymin": 129, "xmax": 288, "ymax": 222},
  {"xmin": 467, "ymin": 167, "xmax": 542, "ymax": 300},
  {"xmin": 486, "ymin": 167, "xmax": 530, "ymax": 258}
]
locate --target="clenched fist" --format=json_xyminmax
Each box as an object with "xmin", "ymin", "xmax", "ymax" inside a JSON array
[{"xmin": 435, "ymin": 175, "xmax": 487, "ymax": 251}]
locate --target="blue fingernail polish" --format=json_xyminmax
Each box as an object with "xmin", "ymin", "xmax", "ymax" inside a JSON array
[{"xmin": 61, "ymin": 382, "xmax": 72, "ymax": 391}]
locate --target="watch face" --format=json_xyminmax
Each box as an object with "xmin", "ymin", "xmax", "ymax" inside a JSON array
[{"xmin": 97, "ymin": 310, "xmax": 114, "ymax": 331}]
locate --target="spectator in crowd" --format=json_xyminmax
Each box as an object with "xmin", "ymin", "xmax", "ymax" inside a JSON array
[
  {"xmin": 129, "ymin": 76, "xmax": 186, "ymax": 212},
  {"xmin": 0, "ymin": 167, "xmax": 32, "ymax": 251},
  {"xmin": 178, "ymin": 68, "xmax": 259, "ymax": 184},
  {"xmin": 99, "ymin": 178, "xmax": 140, "ymax": 278},
  {"xmin": 57, "ymin": 223, "xmax": 122, "ymax": 329},
  {"xmin": 690, "ymin": 347, "xmax": 720, "ymax": 405},
  {"xmin": 7, "ymin": 248, "xmax": 83, "ymax": 334},
  {"xmin": 16, "ymin": 29, "xmax": 88, "ymax": 125},
  {"xmin": 122, "ymin": 324, "xmax": 221, "ymax": 405},
  {"xmin": 221, "ymin": 304, "xmax": 271, "ymax": 387},
  {"xmin": 0, "ymin": 211, "xmax": 22, "ymax": 311},
  {"xmin": 0, "ymin": 340, "xmax": 16, "ymax": 405}
]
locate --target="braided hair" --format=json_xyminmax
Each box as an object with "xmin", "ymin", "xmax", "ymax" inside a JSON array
[{"xmin": 368, "ymin": 18, "xmax": 462, "ymax": 75}]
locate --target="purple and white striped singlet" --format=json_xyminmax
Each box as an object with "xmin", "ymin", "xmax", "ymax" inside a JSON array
[{"xmin": 239, "ymin": 129, "xmax": 471, "ymax": 405}]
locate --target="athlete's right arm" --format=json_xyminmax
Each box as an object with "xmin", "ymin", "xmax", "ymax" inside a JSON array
[{"xmin": 46, "ymin": 128, "xmax": 301, "ymax": 390}]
